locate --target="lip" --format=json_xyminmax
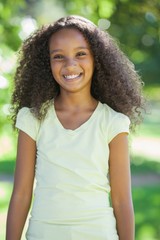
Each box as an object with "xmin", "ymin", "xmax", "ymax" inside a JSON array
[{"xmin": 62, "ymin": 73, "xmax": 83, "ymax": 81}]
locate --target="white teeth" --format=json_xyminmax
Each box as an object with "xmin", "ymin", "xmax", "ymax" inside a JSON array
[{"xmin": 64, "ymin": 74, "xmax": 80, "ymax": 79}]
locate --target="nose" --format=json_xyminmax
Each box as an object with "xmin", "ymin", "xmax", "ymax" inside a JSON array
[{"xmin": 64, "ymin": 57, "xmax": 77, "ymax": 68}]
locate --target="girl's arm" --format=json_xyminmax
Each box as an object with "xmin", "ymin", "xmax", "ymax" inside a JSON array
[
  {"xmin": 109, "ymin": 133, "xmax": 135, "ymax": 240},
  {"xmin": 6, "ymin": 130, "xmax": 36, "ymax": 240}
]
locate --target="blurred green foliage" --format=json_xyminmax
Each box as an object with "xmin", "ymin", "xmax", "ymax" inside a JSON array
[
  {"xmin": 133, "ymin": 186, "xmax": 160, "ymax": 240},
  {"xmin": 0, "ymin": 0, "xmax": 26, "ymax": 133},
  {"xmin": 58, "ymin": 0, "xmax": 160, "ymax": 85},
  {"xmin": 0, "ymin": 0, "xmax": 25, "ymax": 51},
  {"xmin": 0, "ymin": 0, "xmax": 160, "ymax": 133}
]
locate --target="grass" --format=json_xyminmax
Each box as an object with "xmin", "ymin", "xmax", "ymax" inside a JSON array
[
  {"xmin": 133, "ymin": 186, "xmax": 160, "ymax": 240},
  {"xmin": 0, "ymin": 182, "xmax": 13, "ymax": 240}
]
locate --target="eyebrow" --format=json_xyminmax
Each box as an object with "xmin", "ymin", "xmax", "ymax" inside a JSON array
[{"xmin": 50, "ymin": 46, "xmax": 89, "ymax": 54}]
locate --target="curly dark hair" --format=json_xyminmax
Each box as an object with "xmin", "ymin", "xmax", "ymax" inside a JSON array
[{"xmin": 11, "ymin": 15, "xmax": 145, "ymax": 130}]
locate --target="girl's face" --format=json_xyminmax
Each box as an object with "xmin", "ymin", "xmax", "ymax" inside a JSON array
[{"xmin": 49, "ymin": 28, "xmax": 94, "ymax": 95}]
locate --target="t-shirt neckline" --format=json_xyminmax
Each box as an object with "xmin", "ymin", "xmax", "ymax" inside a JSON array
[{"xmin": 51, "ymin": 100, "xmax": 101, "ymax": 134}]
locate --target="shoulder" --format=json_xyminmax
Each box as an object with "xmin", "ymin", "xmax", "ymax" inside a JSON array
[
  {"xmin": 16, "ymin": 107, "xmax": 36, "ymax": 119},
  {"xmin": 100, "ymin": 103, "xmax": 130, "ymax": 143},
  {"xmin": 16, "ymin": 107, "xmax": 40, "ymax": 141},
  {"xmin": 16, "ymin": 107, "xmax": 41, "ymax": 126},
  {"xmin": 102, "ymin": 103, "xmax": 128, "ymax": 119},
  {"xmin": 101, "ymin": 102, "xmax": 130, "ymax": 124}
]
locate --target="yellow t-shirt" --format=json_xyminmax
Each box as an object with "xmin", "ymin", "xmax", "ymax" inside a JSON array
[{"xmin": 16, "ymin": 101, "xmax": 130, "ymax": 239}]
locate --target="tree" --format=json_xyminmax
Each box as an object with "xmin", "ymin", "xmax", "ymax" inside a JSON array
[
  {"xmin": 0, "ymin": 0, "xmax": 26, "ymax": 132},
  {"xmin": 57, "ymin": 0, "xmax": 160, "ymax": 85},
  {"xmin": 0, "ymin": 0, "xmax": 159, "ymax": 133}
]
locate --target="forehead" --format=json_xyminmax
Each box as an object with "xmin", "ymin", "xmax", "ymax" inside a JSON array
[{"xmin": 49, "ymin": 28, "xmax": 90, "ymax": 48}]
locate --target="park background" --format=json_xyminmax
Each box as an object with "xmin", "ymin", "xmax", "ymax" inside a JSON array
[{"xmin": 0, "ymin": 0, "xmax": 160, "ymax": 239}]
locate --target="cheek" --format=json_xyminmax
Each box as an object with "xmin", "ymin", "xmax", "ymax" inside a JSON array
[
  {"xmin": 50, "ymin": 63, "xmax": 59, "ymax": 75},
  {"xmin": 50, "ymin": 67, "xmax": 58, "ymax": 82},
  {"xmin": 86, "ymin": 60, "xmax": 94, "ymax": 74}
]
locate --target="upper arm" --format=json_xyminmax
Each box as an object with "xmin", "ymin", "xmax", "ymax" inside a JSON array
[
  {"xmin": 12, "ymin": 130, "xmax": 37, "ymax": 197},
  {"xmin": 109, "ymin": 133, "xmax": 132, "ymax": 206}
]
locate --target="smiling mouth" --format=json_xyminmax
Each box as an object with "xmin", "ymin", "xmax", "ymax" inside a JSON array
[{"xmin": 63, "ymin": 73, "xmax": 82, "ymax": 80}]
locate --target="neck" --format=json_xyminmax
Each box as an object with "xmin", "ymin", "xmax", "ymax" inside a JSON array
[{"xmin": 55, "ymin": 91, "xmax": 97, "ymax": 110}]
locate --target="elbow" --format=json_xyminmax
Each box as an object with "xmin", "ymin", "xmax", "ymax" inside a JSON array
[
  {"xmin": 11, "ymin": 188, "xmax": 33, "ymax": 206},
  {"xmin": 111, "ymin": 195, "xmax": 134, "ymax": 212}
]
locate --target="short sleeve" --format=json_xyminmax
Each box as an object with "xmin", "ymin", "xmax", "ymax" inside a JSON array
[
  {"xmin": 16, "ymin": 107, "xmax": 40, "ymax": 141},
  {"xmin": 108, "ymin": 113, "xmax": 130, "ymax": 143}
]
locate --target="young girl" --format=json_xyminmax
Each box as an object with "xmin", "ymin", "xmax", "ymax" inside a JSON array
[{"xmin": 6, "ymin": 15, "xmax": 144, "ymax": 240}]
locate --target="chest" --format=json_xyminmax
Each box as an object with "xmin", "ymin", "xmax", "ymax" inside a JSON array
[
  {"xmin": 55, "ymin": 109, "xmax": 94, "ymax": 130},
  {"xmin": 37, "ymin": 117, "xmax": 109, "ymax": 174}
]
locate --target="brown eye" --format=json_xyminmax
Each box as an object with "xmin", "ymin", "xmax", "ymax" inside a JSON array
[
  {"xmin": 76, "ymin": 52, "xmax": 86, "ymax": 57},
  {"xmin": 53, "ymin": 55, "xmax": 64, "ymax": 59}
]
